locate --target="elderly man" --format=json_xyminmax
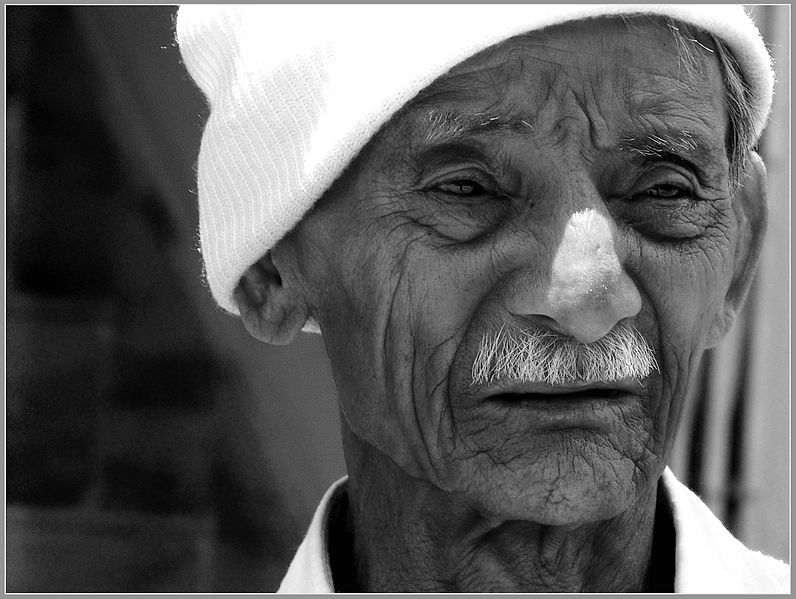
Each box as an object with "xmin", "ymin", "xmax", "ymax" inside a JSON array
[{"xmin": 177, "ymin": 5, "xmax": 788, "ymax": 593}]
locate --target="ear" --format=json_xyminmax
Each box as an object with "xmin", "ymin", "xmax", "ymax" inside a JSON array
[
  {"xmin": 706, "ymin": 152, "xmax": 768, "ymax": 347},
  {"xmin": 233, "ymin": 250, "xmax": 309, "ymax": 345}
]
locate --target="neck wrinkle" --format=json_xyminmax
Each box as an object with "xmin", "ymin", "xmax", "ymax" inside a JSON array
[{"xmin": 341, "ymin": 424, "xmax": 660, "ymax": 593}]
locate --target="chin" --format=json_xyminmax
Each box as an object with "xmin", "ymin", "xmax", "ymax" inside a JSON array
[{"xmin": 460, "ymin": 451, "xmax": 642, "ymax": 526}]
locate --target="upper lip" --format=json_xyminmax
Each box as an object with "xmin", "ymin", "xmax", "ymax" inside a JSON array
[{"xmin": 475, "ymin": 378, "xmax": 647, "ymax": 401}]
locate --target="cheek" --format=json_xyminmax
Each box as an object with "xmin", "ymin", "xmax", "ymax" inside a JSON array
[
  {"xmin": 315, "ymin": 242, "xmax": 412, "ymax": 458},
  {"xmin": 626, "ymin": 228, "xmax": 735, "ymax": 441},
  {"xmin": 626, "ymin": 204, "xmax": 736, "ymax": 350},
  {"xmin": 648, "ymin": 246, "xmax": 732, "ymax": 347},
  {"xmin": 314, "ymin": 225, "xmax": 490, "ymax": 478}
]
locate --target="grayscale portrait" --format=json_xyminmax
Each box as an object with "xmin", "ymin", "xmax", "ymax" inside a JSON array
[{"xmin": 6, "ymin": 4, "xmax": 790, "ymax": 593}]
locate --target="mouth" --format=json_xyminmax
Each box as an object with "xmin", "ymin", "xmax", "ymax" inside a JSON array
[
  {"xmin": 488, "ymin": 387, "xmax": 628, "ymax": 404},
  {"xmin": 477, "ymin": 378, "xmax": 646, "ymax": 401},
  {"xmin": 478, "ymin": 381, "xmax": 643, "ymax": 430}
]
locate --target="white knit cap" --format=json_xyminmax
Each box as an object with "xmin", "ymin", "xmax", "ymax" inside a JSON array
[{"xmin": 177, "ymin": 4, "xmax": 774, "ymax": 316}]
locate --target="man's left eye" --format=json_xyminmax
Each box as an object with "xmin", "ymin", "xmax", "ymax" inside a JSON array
[
  {"xmin": 434, "ymin": 180, "xmax": 487, "ymax": 196},
  {"xmin": 639, "ymin": 184, "xmax": 688, "ymax": 199}
]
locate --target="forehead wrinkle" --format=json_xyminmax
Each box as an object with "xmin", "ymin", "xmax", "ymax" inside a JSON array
[
  {"xmin": 626, "ymin": 72, "xmax": 719, "ymax": 111},
  {"xmin": 622, "ymin": 96, "xmax": 727, "ymax": 158},
  {"xmin": 618, "ymin": 67, "xmax": 727, "ymax": 165},
  {"xmin": 622, "ymin": 36, "xmax": 725, "ymax": 109},
  {"xmin": 394, "ymin": 18, "xmax": 728, "ymax": 169}
]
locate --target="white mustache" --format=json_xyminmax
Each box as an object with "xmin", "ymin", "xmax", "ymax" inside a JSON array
[{"xmin": 471, "ymin": 323, "xmax": 659, "ymax": 386}]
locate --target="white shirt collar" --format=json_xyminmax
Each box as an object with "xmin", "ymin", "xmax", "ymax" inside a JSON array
[
  {"xmin": 661, "ymin": 468, "xmax": 790, "ymax": 592},
  {"xmin": 277, "ymin": 477, "xmax": 342, "ymax": 593},
  {"xmin": 278, "ymin": 468, "xmax": 789, "ymax": 593}
]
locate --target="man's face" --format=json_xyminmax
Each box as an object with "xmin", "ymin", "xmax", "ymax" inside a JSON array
[{"xmin": 288, "ymin": 18, "xmax": 739, "ymax": 524}]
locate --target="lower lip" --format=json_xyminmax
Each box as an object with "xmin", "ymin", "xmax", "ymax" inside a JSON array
[{"xmin": 486, "ymin": 390, "xmax": 633, "ymax": 430}]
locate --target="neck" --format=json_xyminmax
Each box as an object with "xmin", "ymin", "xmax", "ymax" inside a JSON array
[{"xmin": 337, "ymin": 426, "xmax": 665, "ymax": 593}]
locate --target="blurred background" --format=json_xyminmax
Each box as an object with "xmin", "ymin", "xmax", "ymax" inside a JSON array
[{"xmin": 5, "ymin": 5, "xmax": 789, "ymax": 593}]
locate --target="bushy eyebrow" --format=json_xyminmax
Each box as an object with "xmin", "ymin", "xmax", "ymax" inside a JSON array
[
  {"xmin": 616, "ymin": 129, "xmax": 729, "ymax": 176},
  {"xmin": 422, "ymin": 109, "xmax": 535, "ymax": 144},
  {"xmin": 617, "ymin": 131, "xmax": 700, "ymax": 157}
]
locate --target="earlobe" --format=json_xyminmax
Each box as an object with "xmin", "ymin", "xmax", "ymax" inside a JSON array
[
  {"xmin": 233, "ymin": 251, "xmax": 309, "ymax": 345},
  {"xmin": 706, "ymin": 152, "xmax": 768, "ymax": 347}
]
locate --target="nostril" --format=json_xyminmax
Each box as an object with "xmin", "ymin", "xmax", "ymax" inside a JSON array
[{"xmin": 529, "ymin": 314, "xmax": 569, "ymax": 336}]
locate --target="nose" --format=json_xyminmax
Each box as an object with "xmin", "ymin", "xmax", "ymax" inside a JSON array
[{"xmin": 504, "ymin": 209, "xmax": 641, "ymax": 343}]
